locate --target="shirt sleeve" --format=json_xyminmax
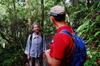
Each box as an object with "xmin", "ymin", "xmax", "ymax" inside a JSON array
[
  {"xmin": 50, "ymin": 33, "xmax": 70, "ymax": 60},
  {"xmin": 24, "ymin": 35, "xmax": 30, "ymax": 55}
]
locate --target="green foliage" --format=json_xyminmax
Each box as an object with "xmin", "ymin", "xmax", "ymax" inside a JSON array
[
  {"xmin": 84, "ymin": 50, "xmax": 100, "ymax": 66},
  {"xmin": 0, "ymin": 0, "xmax": 100, "ymax": 66},
  {"xmin": 68, "ymin": 1, "xmax": 100, "ymax": 66}
]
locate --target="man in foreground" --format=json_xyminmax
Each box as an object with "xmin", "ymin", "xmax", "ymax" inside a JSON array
[{"xmin": 44, "ymin": 5, "xmax": 74, "ymax": 66}]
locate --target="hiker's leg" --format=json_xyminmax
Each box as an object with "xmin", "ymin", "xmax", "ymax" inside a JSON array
[
  {"xmin": 23, "ymin": 54, "xmax": 29, "ymax": 66},
  {"xmin": 39, "ymin": 55, "xmax": 43, "ymax": 66},
  {"xmin": 32, "ymin": 57, "xmax": 35, "ymax": 66}
]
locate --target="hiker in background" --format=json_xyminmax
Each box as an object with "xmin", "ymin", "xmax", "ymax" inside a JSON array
[{"xmin": 24, "ymin": 23, "xmax": 43, "ymax": 66}]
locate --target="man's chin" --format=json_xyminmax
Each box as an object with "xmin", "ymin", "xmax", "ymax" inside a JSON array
[{"xmin": 35, "ymin": 31, "xmax": 39, "ymax": 34}]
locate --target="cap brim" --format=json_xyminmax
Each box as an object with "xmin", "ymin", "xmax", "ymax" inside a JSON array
[{"xmin": 48, "ymin": 12, "xmax": 58, "ymax": 16}]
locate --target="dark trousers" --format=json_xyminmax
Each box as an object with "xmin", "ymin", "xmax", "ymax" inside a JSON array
[
  {"xmin": 32, "ymin": 57, "xmax": 43, "ymax": 66},
  {"xmin": 23, "ymin": 54, "xmax": 43, "ymax": 66}
]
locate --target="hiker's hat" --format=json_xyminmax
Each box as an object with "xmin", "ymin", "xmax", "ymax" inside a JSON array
[{"xmin": 48, "ymin": 5, "xmax": 65, "ymax": 16}]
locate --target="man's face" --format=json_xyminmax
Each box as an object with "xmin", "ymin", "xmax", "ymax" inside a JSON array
[
  {"xmin": 49, "ymin": 16, "xmax": 56, "ymax": 26},
  {"xmin": 49, "ymin": 17, "xmax": 53, "ymax": 23},
  {"xmin": 32, "ymin": 24, "xmax": 40, "ymax": 33},
  {"xmin": 49, "ymin": 16, "xmax": 55, "ymax": 24}
]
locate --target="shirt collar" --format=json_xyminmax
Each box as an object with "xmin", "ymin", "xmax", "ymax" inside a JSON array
[
  {"xmin": 32, "ymin": 33, "xmax": 40, "ymax": 39},
  {"xmin": 56, "ymin": 25, "xmax": 70, "ymax": 33}
]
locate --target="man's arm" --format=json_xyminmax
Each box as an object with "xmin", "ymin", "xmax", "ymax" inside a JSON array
[
  {"xmin": 44, "ymin": 33, "xmax": 70, "ymax": 66},
  {"xmin": 24, "ymin": 35, "xmax": 31, "ymax": 59},
  {"xmin": 45, "ymin": 49, "xmax": 61, "ymax": 66}
]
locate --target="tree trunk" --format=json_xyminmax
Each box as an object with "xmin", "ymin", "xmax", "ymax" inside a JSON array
[
  {"xmin": 85, "ymin": 0, "xmax": 94, "ymax": 7},
  {"xmin": 41, "ymin": 0, "xmax": 44, "ymax": 28},
  {"xmin": 70, "ymin": 0, "xmax": 79, "ymax": 6},
  {"xmin": 63, "ymin": 0, "xmax": 69, "ymax": 14},
  {"xmin": 25, "ymin": 0, "xmax": 31, "ymax": 30},
  {"xmin": 11, "ymin": 0, "xmax": 17, "ymax": 37},
  {"xmin": 54, "ymin": 0, "xmax": 60, "ymax": 5}
]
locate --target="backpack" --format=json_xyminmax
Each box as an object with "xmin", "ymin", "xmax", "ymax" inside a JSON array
[{"xmin": 61, "ymin": 30, "xmax": 86, "ymax": 66}]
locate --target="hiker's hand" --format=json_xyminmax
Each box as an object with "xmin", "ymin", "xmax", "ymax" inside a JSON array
[
  {"xmin": 44, "ymin": 49, "xmax": 50, "ymax": 58},
  {"xmin": 43, "ymin": 52, "xmax": 46, "ymax": 59},
  {"xmin": 27, "ymin": 55, "xmax": 31, "ymax": 60},
  {"xmin": 45, "ymin": 49, "xmax": 50, "ymax": 55},
  {"xmin": 43, "ymin": 49, "xmax": 50, "ymax": 60}
]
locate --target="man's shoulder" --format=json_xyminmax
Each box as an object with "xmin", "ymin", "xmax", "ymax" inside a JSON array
[{"xmin": 54, "ymin": 32, "xmax": 71, "ymax": 39}]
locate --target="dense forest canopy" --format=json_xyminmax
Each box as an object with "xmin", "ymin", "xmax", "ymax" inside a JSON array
[{"xmin": 0, "ymin": 0, "xmax": 100, "ymax": 66}]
